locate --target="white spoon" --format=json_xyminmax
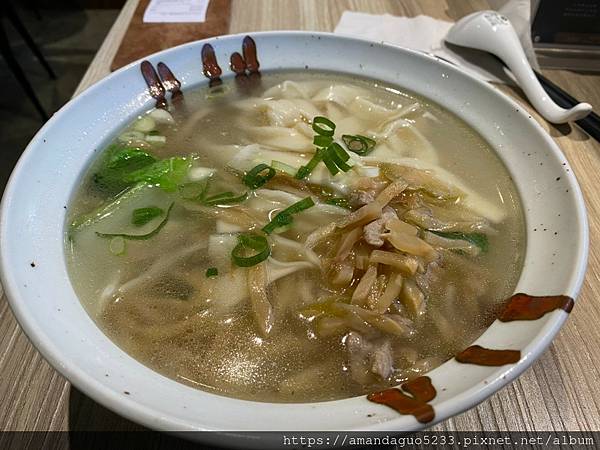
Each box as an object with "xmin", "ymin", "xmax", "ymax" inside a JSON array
[{"xmin": 445, "ymin": 10, "xmax": 592, "ymax": 124}]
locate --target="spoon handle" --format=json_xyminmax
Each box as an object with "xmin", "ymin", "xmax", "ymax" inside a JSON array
[
  {"xmin": 486, "ymin": 19, "xmax": 591, "ymax": 123},
  {"xmin": 445, "ymin": 11, "xmax": 592, "ymax": 124},
  {"xmin": 534, "ymin": 71, "xmax": 600, "ymax": 142}
]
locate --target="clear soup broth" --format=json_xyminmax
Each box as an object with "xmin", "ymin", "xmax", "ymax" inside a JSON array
[{"xmin": 67, "ymin": 71, "xmax": 525, "ymax": 402}]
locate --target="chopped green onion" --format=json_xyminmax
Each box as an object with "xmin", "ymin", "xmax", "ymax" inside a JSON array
[
  {"xmin": 298, "ymin": 116, "xmax": 355, "ymax": 178},
  {"xmin": 321, "ymin": 143, "xmax": 352, "ymax": 176},
  {"xmin": 203, "ymin": 191, "xmax": 248, "ymax": 206},
  {"xmin": 262, "ymin": 197, "xmax": 315, "ymax": 235},
  {"xmin": 96, "ymin": 202, "xmax": 174, "ymax": 240},
  {"xmin": 313, "ymin": 135, "xmax": 333, "ymax": 147},
  {"xmin": 328, "ymin": 154, "xmax": 352, "ymax": 172},
  {"xmin": 109, "ymin": 236, "xmax": 126, "ymax": 255},
  {"xmin": 342, "ymin": 134, "xmax": 376, "ymax": 156},
  {"xmin": 325, "ymin": 197, "xmax": 351, "ymax": 209},
  {"xmin": 327, "ymin": 143, "xmax": 352, "ymax": 172},
  {"xmin": 330, "ymin": 143, "xmax": 350, "ymax": 162},
  {"xmin": 132, "ymin": 206, "xmax": 164, "ymax": 226},
  {"xmin": 280, "ymin": 196, "xmax": 316, "ymax": 215},
  {"xmin": 312, "ymin": 116, "xmax": 336, "ymax": 136},
  {"xmin": 243, "ymin": 164, "xmax": 276, "ymax": 189},
  {"xmin": 206, "ymin": 267, "xmax": 219, "ymax": 277},
  {"xmin": 262, "ymin": 212, "xmax": 294, "ymax": 235},
  {"xmin": 321, "ymin": 151, "xmax": 340, "ymax": 176},
  {"xmin": 271, "ymin": 160, "xmax": 297, "ymax": 176},
  {"xmin": 295, "ymin": 148, "xmax": 324, "ymax": 179},
  {"xmin": 231, "ymin": 233, "xmax": 271, "ymax": 267}
]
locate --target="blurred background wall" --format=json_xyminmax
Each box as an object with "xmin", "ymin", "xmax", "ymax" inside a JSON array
[{"xmin": 0, "ymin": 0, "xmax": 124, "ymax": 191}]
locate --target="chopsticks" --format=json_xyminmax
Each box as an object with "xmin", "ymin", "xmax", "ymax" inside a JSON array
[{"xmin": 534, "ymin": 70, "xmax": 600, "ymax": 142}]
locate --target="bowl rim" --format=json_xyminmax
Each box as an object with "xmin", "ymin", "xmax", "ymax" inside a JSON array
[{"xmin": 0, "ymin": 30, "xmax": 589, "ymax": 433}]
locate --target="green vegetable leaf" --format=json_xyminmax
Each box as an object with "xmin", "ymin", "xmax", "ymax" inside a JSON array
[
  {"xmin": 92, "ymin": 145, "xmax": 192, "ymax": 194},
  {"xmin": 206, "ymin": 267, "xmax": 219, "ymax": 277},
  {"xmin": 124, "ymin": 157, "xmax": 191, "ymax": 192},
  {"xmin": 132, "ymin": 206, "xmax": 164, "ymax": 227},
  {"xmin": 430, "ymin": 230, "xmax": 489, "ymax": 253},
  {"xmin": 93, "ymin": 145, "xmax": 156, "ymax": 194}
]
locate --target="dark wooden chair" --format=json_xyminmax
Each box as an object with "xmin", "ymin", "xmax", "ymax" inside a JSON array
[{"xmin": 0, "ymin": 2, "xmax": 56, "ymax": 121}]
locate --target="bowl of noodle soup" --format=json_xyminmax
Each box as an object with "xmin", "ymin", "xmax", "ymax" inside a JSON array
[{"xmin": 0, "ymin": 32, "xmax": 587, "ymax": 441}]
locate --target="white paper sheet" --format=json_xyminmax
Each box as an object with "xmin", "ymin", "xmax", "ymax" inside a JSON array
[
  {"xmin": 334, "ymin": 1, "xmax": 538, "ymax": 84},
  {"xmin": 143, "ymin": 0, "xmax": 210, "ymax": 23}
]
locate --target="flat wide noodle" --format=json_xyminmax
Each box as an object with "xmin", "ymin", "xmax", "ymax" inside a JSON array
[{"xmin": 248, "ymin": 263, "xmax": 274, "ymax": 337}]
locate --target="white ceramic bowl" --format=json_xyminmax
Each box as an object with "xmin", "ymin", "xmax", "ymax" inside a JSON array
[{"xmin": 0, "ymin": 32, "xmax": 588, "ymax": 440}]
